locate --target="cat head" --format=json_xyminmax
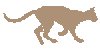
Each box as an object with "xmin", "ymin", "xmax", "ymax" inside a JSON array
[{"xmin": 85, "ymin": 7, "xmax": 98, "ymax": 22}]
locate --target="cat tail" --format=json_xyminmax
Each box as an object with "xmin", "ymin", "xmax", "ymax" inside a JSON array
[{"xmin": 3, "ymin": 10, "xmax": 37, "ymax": 23}]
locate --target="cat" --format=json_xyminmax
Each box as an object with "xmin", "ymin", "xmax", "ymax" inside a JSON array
[{"xmin": 3, "ymin": 6, "xmax": 98, "ymax": 45}]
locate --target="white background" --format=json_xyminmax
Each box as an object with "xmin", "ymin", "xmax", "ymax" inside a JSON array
[{"xmin": 0, "ymin": 0, "xmax": 100, "ymax": 50}]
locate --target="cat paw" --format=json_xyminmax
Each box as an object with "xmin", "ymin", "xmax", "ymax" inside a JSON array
[
  {"xmin": 76, "ymin": 38, "xmax": 84, "ymax": 43},
  {"xmin": 51, "ymin": 39, "xmax": 58, "ymax": 43},
  {"xmin": 58, "ymin": 32, "xmax": 65, "ymax": 36}
]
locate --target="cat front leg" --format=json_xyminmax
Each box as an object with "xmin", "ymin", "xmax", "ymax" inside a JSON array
[
  {"xmin": 58, "ymin": 26, "xmax": 68, "ymax": 36},
  {"xmin": 69, "ymin": 28, "xmax": 84, "ymax": 43}
]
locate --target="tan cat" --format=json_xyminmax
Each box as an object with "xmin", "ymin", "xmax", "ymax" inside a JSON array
[{"xmin": 3, "ymin": 6, "xmax": 98, "ymax": 45}]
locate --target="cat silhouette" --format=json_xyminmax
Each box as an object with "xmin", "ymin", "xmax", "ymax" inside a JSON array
[{"xmin": 3, "ymin": 6, "xmax": 98, "ymax": 45}]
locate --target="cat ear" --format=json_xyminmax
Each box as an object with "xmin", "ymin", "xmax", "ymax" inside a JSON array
[
  {"xmin": 90, "ymin": 7, "xmax": 95, "ymax": 11},
  {"xmin": 93, "ymin": 7, "xmax": 95, "ymax": 9}
]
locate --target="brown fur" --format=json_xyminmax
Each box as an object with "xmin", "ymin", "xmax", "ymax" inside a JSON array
[{"xmin": 3, "ymin": 6, "xmax": 98, "ymax": 45}]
